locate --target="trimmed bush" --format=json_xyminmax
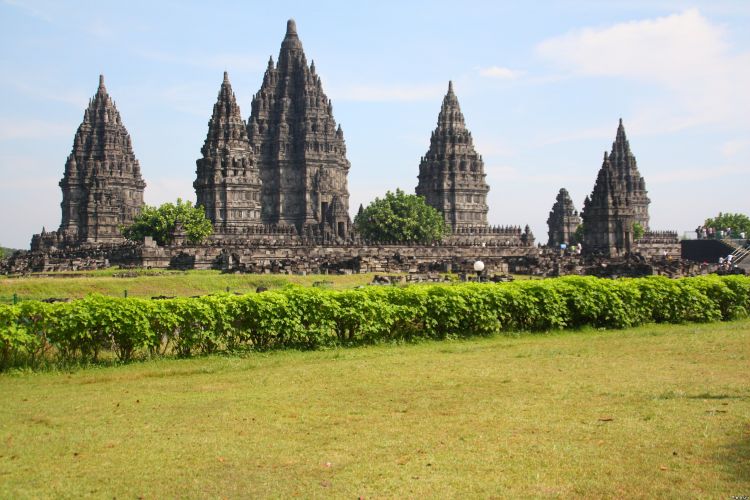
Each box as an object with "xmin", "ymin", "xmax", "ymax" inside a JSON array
[{"xmin": 0, "ymin": 275, "xmax": 747, "ymax": 370}]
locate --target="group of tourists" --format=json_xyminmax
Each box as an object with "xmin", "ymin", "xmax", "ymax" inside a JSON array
[
  {"xmin": 696, "ymin": 226, "xmax": 747, "ymax": 240},
  {"xmin": 559, "ymin": 243, "xmax": 583, "ymax": 255},
  {"xmin": 719, "ymin": 254, "xmax": 736, "ymax": 271}
]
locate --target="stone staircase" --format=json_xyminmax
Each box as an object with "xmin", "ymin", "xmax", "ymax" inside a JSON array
[{"xmin": 725, "ymin": 239, "xmax": 750, "ymax": 271}]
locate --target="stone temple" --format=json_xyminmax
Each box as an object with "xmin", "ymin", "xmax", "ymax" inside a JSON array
[
  {"xmin": 12, "ymin": 20, "xmax": 688, "ymax": 277},
  {"xmin": 32, "ymin": 75, "xmax": 146, "ymax": 250},
  {"xmin": 546, "ymin": 188, "xmax": 581, "ymax": 247},
  {"xmin": 581, "ymin": 119, "xmax": 651, "ymax": 256},
  {"xmin": 247, "ymin": 19, "xmax": 352, "ymax": 239},
  {"xmin": 194, "ymin": 72, "xmax": 262, "ymax": 234},
  {"xmin": 416, "ymin": 81, "xmax": 490, "ymax": 231}
]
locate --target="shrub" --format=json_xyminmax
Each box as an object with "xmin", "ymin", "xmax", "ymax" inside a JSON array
[{"xmin": 0, "ymin": 276, "xmax": 748, "ymax": 370}]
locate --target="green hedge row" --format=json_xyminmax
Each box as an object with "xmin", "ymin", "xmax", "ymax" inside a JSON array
[{"xmin": 1, "ymin": 275, "xmax": 748, "ymax": 370}]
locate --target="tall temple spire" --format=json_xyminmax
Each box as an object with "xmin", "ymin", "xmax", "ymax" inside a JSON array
[
  {"xmin": 195, "ymin": 72, "xmax": 261, "ymax": 234},
  {"xmin": 416, "ymin": 81, "xmax": 489, "ymax": 231},
  {"xmin": 581, "ymin": 119, "xmax": 650, "ymax": 256},
  {"xmin": 547, "ymin": 188, "xmax": 581, "ymax": 247},
  {"xmin": 56, "ymin": 75, "xmax": 146, "ymax": 244},
  {"xmin": 607, "ymin": 118, "xmax": 649, "ymax": 229},
  {"xmin": 247, "ymin": 19, "xmax": 352, "ymax": 239}
]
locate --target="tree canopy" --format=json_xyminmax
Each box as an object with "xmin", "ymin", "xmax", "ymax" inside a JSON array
[
  {"xmin": 354, "ymin": 189, "xmax": 446, "ymax": 243},
  {"xmin": 633, "ymin": 222, "xmax": 645, "ymax": 240},
  {"xmin": 704, "ymin": 212, "xmax": 750, "ymax": 237},
  {"xmin": 0, "ymin": 246, "xmax": 19, "ymax": 259},
  {"xmin": 574, "ymin": 223, "xmax": 584, "ymax": 245},
  {"xmin": 121, "ymin": 199, "xmax": 213, "ymax": 246}
]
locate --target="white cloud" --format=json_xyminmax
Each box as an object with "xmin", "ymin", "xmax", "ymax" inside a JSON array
[
  {"xmin": 478, "ymin": 66, "xmax": 524, "ymax": 80},
  {"xmin": 0, "ymin": 119, "xmax": 71, "ymax": 140},
  {"xmin": 472, "ymin": 135, "xmax": 516, "ymax": 157},
  {"xmin": 0, "ymin": 175, "xmax": 58, "ymax": 190},
  {"xmin": 720, "ymin": 139, "xmax": 750, "ymax": 159},
  {"xmin": 536, "ymin": 9, "xmax": 750, "ymax": 130},
  {"xmin": 0, "ymin": 76, "xmax": 89, "ymax": 109},
  {"xmin": 648, "ymin": 165, "xmax": 750, "ymax": 184},
  {"xmin": 540, "ymin": 124, "xmax": 614, "ymax": 146},
  {"xmin": 485, "ymin": 165, "xmax": 590, "ymax": 184},
  {"xmin": 0, "ymin": 167, "xmax": 59, "ymax": 248}
]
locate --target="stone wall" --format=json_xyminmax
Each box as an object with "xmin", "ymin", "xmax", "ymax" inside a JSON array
[
  {"xmin": 1, "ymin": 242, "xmax": 141, "ymax": 274},
  {"xmin": 632, "ymin": 231, "xmax": 681, "ymax": 260},
  {"xmin": 5, "ymin": 241, "xmax": 538, "ymax": 275},
  {"xmin": 0, "ymin": 229, "xmax": 689, "ymax": 278},
  {"xmin": 138, "ymin": 242, "xmax": 538, "ymax": 275}
]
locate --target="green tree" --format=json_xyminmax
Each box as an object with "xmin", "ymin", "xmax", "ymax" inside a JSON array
[
  {"xmin": 574, "ymin": 223, "xmax": 584, "ymax": 244},
  {"xmin": 122, "ymin": 199, "xmax": 213, "ymax": 246},
  {"xmin": 0, "ymin": 246, "xmax": 18, "ymax": 259},
  {"xmin": 704, "ymin": 212, "xmax": 750, "ymax": 237},
  {"xmin": 633, "ymin": 222, "xmax": 645, "ymax": 240},
  {"xmin": 354, "ymin": 189, "xmax": 446, "ymax": 243}
]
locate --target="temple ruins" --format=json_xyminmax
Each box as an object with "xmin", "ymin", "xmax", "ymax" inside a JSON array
[{"xmin": 4, "ymin": 20, "xmax": 691, "ymax": 277}]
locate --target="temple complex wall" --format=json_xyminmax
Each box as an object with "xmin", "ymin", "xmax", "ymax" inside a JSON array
[
  {"xmin": 633, "ymin": 231, "xmax": 681, "ymax": 260},
  {"xmin": 2, "ymin": 240, "xmax": 537, "ymax": 275}
]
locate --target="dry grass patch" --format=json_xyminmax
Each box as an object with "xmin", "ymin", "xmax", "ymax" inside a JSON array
[
  {"xmin": 0, "ymin": 320, "xmax": 749, "ymax": 497},
  {"xmin": 0, "ymin": 269, "xmax": 376, "ymax": 302}
]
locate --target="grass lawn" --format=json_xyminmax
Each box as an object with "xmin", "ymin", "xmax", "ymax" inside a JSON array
[
  {"xmin": 1, "ymin": 320, "xmax": 749, "ymax": 498},
  {"xmin": 0, "ymin": 269, "xmax": 378, "ymax": 303}
]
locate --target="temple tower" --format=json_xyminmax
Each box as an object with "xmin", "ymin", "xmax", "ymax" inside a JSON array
[
  {"xmin": 195, "ymin": 72, "xmax": 261, "ymax": 234},
  {"xmin": 608, "ymin": 119, "xmax": 650, "ymax": 230},
  {"xmin": 247, "ymin": 19, "xmax": 351, "ymax": 239},
  {"xmin": 416, "ymin": 81, "xmax": 489, "ymax": 231},
  {"xmin": 581, "ymin": 119, "xmax": 650, "ymax": 256},
  {"xmin": 547, "ymin": 188, "xmax": 581, "ymax": 247},
  {"xmin": 57, "ymin": 75, "xmax": 146, "ymax": 244}
]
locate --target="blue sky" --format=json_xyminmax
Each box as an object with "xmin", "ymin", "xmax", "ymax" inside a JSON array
[{"xmin": 1, "ymin": 0, "xmax": 748, "ymax": 248}]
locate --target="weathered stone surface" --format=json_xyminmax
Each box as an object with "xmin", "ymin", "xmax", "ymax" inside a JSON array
[
  {"xmin": 635, "ymin": 230, "xmax": 680, "ymax": 260},
  {"xmin": 194, "ymin": 72, "xmax": 262, "ymax": 234},
  {"xmin": 547, "ymin": 188, "xmax": 581, "ymax": 247},
  {"xmin": 36, "ymin": 75, "xmax": 146, "ymax": 248},
  {"xmin": 136, "ymin": 242, "xmax": 535, "ymax": 275},
  {"xmin": 2, "ymin": 242, "xmax": 140, "ymax": 274},
  {"xmin": 247, "ymin": 19, "xmax": 351, "ymax": 239},
  {"xmin": 582, "ymin": 119, "xmax": 650, "ymax": 257},
  {"xmin": 416, "ymin": 82, "xmax": 490, "ymax": 231},
  {"xmin": 442, "ymin": 224, "xmax": 534, "ymax": 247}
]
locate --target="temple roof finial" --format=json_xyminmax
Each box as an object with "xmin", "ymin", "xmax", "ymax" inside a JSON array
[
  {"xmin": 287, "ymin": 18, "xmax": 297, "ymax": 35},
  {"xmin": 448, "ymin": 80, "xmax": 454, "ymax": 93},
  {"xmin": 223, "ymin": 71, "xmax": 229, "ymax": 83},
  {"xmin": 614, "ymin": 118, "xmax": 628, "ymax": 149},
  {"xmin": 98, "ymin": 74, "xmax": 105, "ymax": 90}
]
